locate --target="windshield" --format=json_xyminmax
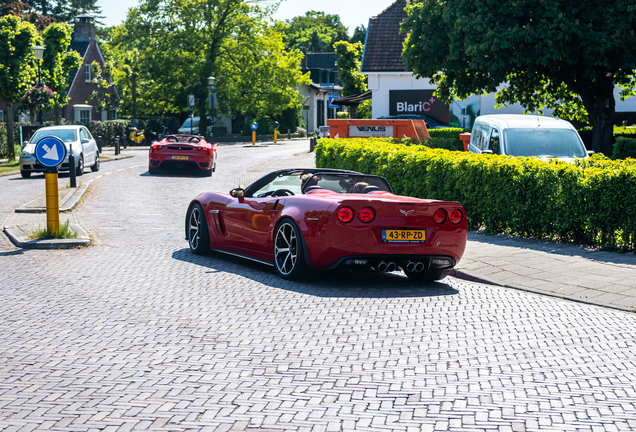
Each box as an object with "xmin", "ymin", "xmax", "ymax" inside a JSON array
[
  {"xmin": 504, "ymin": 128, "xmax": 587, "ymax": 158},
  {"xmin": 30, "ymin": 129, "xmax": 77, "ymax": 144},
  {"xmin": 249, "ymin": 172, "xmax": 392, "ymax": 197},
  {"xmin": 181, "ymin": 118, "xmax": 199, "ymax": 128}
]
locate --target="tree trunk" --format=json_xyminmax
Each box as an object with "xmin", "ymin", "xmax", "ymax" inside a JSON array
[
  {"xmin": 6, "ymin": 103, "xmax": 15, "ymax": 161},
  {"xmin": 580, "ymin": 75, "xmax": 615, "ymax": 156},
  {"xmin": 30, "ymin": 107, "xmax": 36, "ymax": 125},
  {"xmin": 199, "ymin": 103, "xmax": 208, "ymax": 139},
  {"xmin": 54, "ymin": 105, "xmax": 61, "ymax": 125}
]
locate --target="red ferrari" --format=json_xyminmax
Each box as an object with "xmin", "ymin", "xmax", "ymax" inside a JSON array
[
  {"xmin": 185, "ymin": 169, "xmax": 468, "ymax": 282},
  {"xmin": 149, "ymin": 134, "xmax": 217, "ymax": 176}
]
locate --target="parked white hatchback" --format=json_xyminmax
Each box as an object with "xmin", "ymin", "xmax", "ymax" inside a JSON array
[
  {"xmin": 469, "ymin": 115, "xmax": 592, "ymax": 161},
  {"xmin": 19, "ymin": 125, "xmax": 100, "ymax": 178}
]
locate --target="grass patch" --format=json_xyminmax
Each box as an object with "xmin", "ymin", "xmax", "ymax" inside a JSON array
[
  {"xmin": 0, "ymin": 144, "xmax": 22, "ymax": 175},
  {"xmin": 29, "ymin": 220, "xmax": 78, "ymax": 240}
]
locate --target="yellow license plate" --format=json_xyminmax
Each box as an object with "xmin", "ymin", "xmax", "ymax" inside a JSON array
[
  {"xmin": 382, "ymin": 229, "xmax": 426, "ymax": 243},
  {"xmin": 171, "ymin": 155, "xmax": 189, "ymax": 160}
]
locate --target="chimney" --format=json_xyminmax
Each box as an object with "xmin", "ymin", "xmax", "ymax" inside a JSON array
[
  {"xmin": 73, "ymin": 14, "xmax": 96, "ymax": 41},
  {"xmin": 300, "ymin": 47, "xmax": 308, "ymax": 69}
]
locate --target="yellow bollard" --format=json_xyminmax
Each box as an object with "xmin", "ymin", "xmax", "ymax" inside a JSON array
[
  {"xmin": 274, "ymin": 129, "xmax": 277, "ymax": 144},
  {"xmin": 45, "ymin": 172, "xmax": 60, "ymax": 233},
  {"xmin": 252, "ymin": 130, "xmax": 256, "ymax": 145}
]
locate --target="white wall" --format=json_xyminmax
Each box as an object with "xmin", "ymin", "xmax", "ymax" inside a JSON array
[{"xmin": 366, "ymin": 72, "xmax": 436, "ymax": 119}]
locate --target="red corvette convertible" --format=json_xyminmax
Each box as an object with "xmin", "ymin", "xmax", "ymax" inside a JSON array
[
  {"xmin": 185, "ymin": 168, "xmax": 468, "ymax": 282},
  {"xmin": 149, "ymin": 134, "xmax": 217, "ymax": 176}
]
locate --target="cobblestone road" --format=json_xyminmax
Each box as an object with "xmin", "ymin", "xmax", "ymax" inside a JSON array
[{"xmin": 1, "ymin": 141, "xmax": 636, "ymax": 431}]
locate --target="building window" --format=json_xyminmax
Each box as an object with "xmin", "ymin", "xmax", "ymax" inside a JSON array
[
  {"xmin": 80, "ymin": 110, "xmax": 91, "ymax": 124},
  {"xmin": 85, "ymin": 64, "xmax": 91, "ymax": 82},
  {"xmin": 0, "ymin": 110, "xmax": 4, "ymax": 123}
]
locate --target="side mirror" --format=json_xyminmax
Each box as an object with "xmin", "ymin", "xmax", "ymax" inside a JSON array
[
  {"xmin": 230, "ymin": 188, "xmax": 245, "ymax": 203},
  {"xmin": 481, "ymin": 149, "xmax": 493, "ymax": 155},
  {"xmin": 22, "ymin": 140, "xmax": 28, "ymax": 149},
  {"xmin": 81, "ymin": 139, "xmax": 89, "ymax": 144},
  {"xmin": 587, "ymin": 150, "xmax": 595, "ymax": 156}
]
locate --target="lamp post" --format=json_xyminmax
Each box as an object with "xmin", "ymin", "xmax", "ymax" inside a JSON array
[
  {"xmin": 32, "ymin": 45, "xmax": 45, "ymax": 124},
  {"xmin": 207, "ymin": 76, "xmax": 216, "ymax": 139}
]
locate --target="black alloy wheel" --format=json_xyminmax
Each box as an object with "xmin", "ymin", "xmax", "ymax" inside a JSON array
[
  {"xmin": 187, "ymin": 203, "xmax": 210, "ymax": 254},
  {"xmin": 76, "ymin": 154, "xmax": 84, "ymax": 176}
]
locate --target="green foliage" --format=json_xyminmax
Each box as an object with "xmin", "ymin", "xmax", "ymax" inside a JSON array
[
  {"xmin": 350, "ymin": 24, "xmax": 366, "ymax": 45},
  {"xmin": 30, "ymin": 219, "xmax": 78, "ymax": 240},
  {"xmin": 282, "ymin": 11, "xmax": 349, "ymax": 52},
  {"xmin": 402, "ymin": 0, "xmax": 636, "ymax": 155},
  {"xmin": 316, "ymin": 138, "xmax": 636, "ymax": 251},
  {"xmin": 89, "ymin": 61, "xmax": 118, "ymax": 115},
  {"xmin": 357, "ymin": 100, "xmax": 371, "ymax": 119},
  {"xmin": 612, "ymin": 138, "xmax": 636, "ymax": 160},
  {"xmin": 333, "ymin": 41, "xmax": 367, "ymax": 97},
  {"xmin": 336, "ymin": 111, "xmax": 350, "ymax": 119}
]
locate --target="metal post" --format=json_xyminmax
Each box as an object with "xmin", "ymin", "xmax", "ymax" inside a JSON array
[
  {"xmin": 287, "ymin": 129, "xmax": 291, "ymax": 140},
  {"xmin": 97, "ymin": 136, "xmax": 102, "ymax": 152},
  {"xmin": 274, "ymin": 129, "xmax": 277, "ymax": 144},
  {"xmin": 252, "ymin": 130, "xmax": 256, "ymax": 146},
  {"xmin": 115, "ymin": 136, "xmax": 120, "ymax": 155},
  {"xmin": 45, "ymin": 170, "xmax": 60, "ymax": 233},
  {"xmin": 69, "ymin": 143, "xmax": 76, "ymax": 188}
]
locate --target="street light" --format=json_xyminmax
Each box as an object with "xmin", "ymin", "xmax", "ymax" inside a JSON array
[
  {"xmin": 32, "ymin": 45, "xmax": 45, "ymax": 124},
  {"xmin": 207, "ymin": 76, "xmax": 216, "ymax": 138}
]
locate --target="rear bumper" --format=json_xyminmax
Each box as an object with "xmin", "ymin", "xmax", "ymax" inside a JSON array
[
  {"xmin": 149, "ymin": 153, "xmax": 213, "ymax": 171},
  {"xmin": 325, "ymin": 254, "xmax": 456, "ymax": 270}
]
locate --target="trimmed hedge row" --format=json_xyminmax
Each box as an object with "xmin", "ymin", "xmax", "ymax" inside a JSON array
[{"xmin": 316, "ymin": 138, "xmax": 636, "ymax": 251}]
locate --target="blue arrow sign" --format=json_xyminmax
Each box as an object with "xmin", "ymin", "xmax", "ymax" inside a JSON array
[
  {"xmin": 250, "ymin": 122, "xmax": 258, "ymax": 131},
  {"xmin": 35, "ymin": 136, "xmax": 67, "ymax": 168}
]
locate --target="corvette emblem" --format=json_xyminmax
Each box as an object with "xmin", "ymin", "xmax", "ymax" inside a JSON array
[{"xmin": 399, "ymin": 209, "xmax": 414, "ymax": 216}]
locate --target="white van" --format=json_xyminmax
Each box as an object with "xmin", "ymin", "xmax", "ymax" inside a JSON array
[
  {"xmin": 469, "ymin": 115, "xmax": 591, "ymax": 161},
  {"xmin": 178, "ymin": 116, "xmax": 213, "ymax": 135}
]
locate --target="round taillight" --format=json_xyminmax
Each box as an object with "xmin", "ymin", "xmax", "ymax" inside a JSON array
[
  {"xmin": 337, "ymin": 207, "xmax": 354, "ymax": 223},
  {"xmin": 202, "ymin": 146, "xmax": 209, "ymax": 151},
  {"xmin": 358, "ymin": 207, "xmax": 375, "ymax": 223},
  {"xmin": 152, "ymin": 144, "xmax": 157, "ymax": 150},
  {"xmin": 433, "ymin": 208, "xmax": 447, "ymax": 224},
  {"xmin": 450, "ymin": 209, "xmax": 463, "ymax": 224}
]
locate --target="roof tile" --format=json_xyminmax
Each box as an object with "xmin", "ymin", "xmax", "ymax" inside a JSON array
[{"xmin": 361, "ymin": 0, "xmax": 409, "ymax": 72}]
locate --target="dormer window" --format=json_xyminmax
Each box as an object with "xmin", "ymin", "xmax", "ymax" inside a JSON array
[{"xmin": 85, "ymin": 64, "xmax": 91, "ymax": 82}]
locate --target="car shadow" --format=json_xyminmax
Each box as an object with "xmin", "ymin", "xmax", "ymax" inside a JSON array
[
  {"xmin": 141, "ymin": 169, "xmax": 210, "ymax": 178},
  {"xmin": 171, "ymin": 248, "xmax": 460, "ymax": 299}
]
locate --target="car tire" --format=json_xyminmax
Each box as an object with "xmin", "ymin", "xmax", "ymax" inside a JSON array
[
  {"xmin": 20, "ymin": 170, "xmax": 31, "ymax": 178},
  {"xmin": 187, "ymin": 203, "xmax": 210, "ymax": 255},
  {"xmin": 274, "ymin": 220, "xmax": 308, "ymax": 280},
  {"xmin": 405, "ymin": 268, "xmax": 451, "ymax": 283},
  {"xmin": 203, "ymin": 168, "xmax": 212, "ymax": 177},
  {"xmin": 91, "ymin": 153, "xmax": 100, "ymax": 172},
  {"xmin": 76, "ymin": 154, "xmax": 84, "ymax": 176},
  {"xmin": 149, "ymin": 166, "xmax": 159, "ymax": 175}
]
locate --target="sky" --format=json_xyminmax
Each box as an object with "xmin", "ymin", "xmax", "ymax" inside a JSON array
[{"xmin": 97, "ymin": 0, "xmax": 394, "ymax": 32}]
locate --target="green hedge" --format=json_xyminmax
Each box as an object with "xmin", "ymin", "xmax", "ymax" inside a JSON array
[
  {"xmin": 612, "ymin": 137, "xmax": 636, "ymax": 160},
  {"xmin": 316, "ymin": 138, "xmax": 636, "ymax": 251}
]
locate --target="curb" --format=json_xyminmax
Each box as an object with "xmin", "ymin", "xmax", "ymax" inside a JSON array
[
  {"xmin": 451, "ymin": 269, "xmax": 507, "ymax": 287},
  {"xmin": 0, "ymin": 154, "xmax": 135, "ymax": 178},
  {"xmin": 3, "ymin": 224, "xmax": 91, "ymax": 249},
  {"xmin": 16, "ymin": 182, "xmax": 89, "ymax": 213}
]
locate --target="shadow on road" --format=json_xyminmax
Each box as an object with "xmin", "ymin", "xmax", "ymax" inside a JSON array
[{"xmin": 171, "ymin": 247, "xmax": 460, "ymax": 299}]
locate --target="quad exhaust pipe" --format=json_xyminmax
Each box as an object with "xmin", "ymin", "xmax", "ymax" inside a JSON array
[
  {"xmin": 403, "ymin": 261, "xmax": 425, "ymax": 273},
  {"xmin": 376, "ymin": 260, "xmax": 425, "ymax": 273}
]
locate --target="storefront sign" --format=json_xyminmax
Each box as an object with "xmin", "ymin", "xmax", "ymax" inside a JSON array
[
  {"xmin": 349, "ymin": 125, "xmax": 394, "ymax": 137},
  {"xmin": 389, "ymin": 90, "xmax": 449, "ymax": 124}
]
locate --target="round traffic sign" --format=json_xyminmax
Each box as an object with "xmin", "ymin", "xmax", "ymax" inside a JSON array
[
  {"xmin": 35, "ymin": 136, "xmax": 67, "ymax": 168},
  {"xmin": 272, "ymin": 121, "xmax": 280, "ymax": 130},
  {"xmin": 250, "ymin": 122, "xmax": 258, "ymax": 131}
]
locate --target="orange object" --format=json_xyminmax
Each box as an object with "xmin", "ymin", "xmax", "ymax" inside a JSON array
[
  {"xmin": 327, "ymin": 119, "xmax": 430, "ymax": 141},
  {"xmin": 459, "ymin": 132, "xmax": 471, "ymax": 151}
]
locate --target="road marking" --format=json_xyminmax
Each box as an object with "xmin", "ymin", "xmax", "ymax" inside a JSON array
[
  {"xmin": 91, "ymin": 213, "xmax": 115, "ymax": 215},
  {"xmin": 96, "ymin": 175, "xmax": 103, "ymax": 179},
  {"xmin": 105, "ymin": 172, "xmax": 112, "ymax": 175},
  {"xmin": 88, "ymin": 179, "xmax": 94, "ymax": 183},
  {"xmin": 116, "ymin": 169, "xmax": 124, "ymax": 172}
]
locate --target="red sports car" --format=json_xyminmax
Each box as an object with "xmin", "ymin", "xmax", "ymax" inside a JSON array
[
  {"xmin": 185, "ymin": 168, "xmax": 468, "ymax": 281},
  {"xmin": 149, "ymin": 134, "xmax": 217, "ymax": 176}
]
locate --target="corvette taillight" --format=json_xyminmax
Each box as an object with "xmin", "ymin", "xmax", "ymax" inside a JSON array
[
  {"xmin": 358, "ymin": 207, "xmax": 375, "ymax": 223},
  {"xmin": 433, "ymin": 208, "xmax": 447, "ymax": 224},
  {"xmin": 450, "ymin": 209, "xmax": 463, "ymax": 224},
  {"xmin": 337, "ymin": 207, "xmax": 354, "ymax": 223},
  {"xmin": 202, "ymin": 146, "xmax": 209, "ymax": 151}
]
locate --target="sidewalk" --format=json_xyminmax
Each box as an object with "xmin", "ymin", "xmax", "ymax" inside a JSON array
[{"xmin": 455, "ymin": 232, "xmax": 636, "ymax": 313}]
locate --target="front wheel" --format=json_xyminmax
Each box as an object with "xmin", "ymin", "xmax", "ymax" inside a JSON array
[
  {"xmin": 187, "ymin": 203, "xmax": 210, "ymax": 254},
  {"xmin": 274, "ymin": 220, "xmax": 308, "ymax": 280},
  {"xmin": 20, "ymin": 170, "xmax": 31, "ymax": 178}
]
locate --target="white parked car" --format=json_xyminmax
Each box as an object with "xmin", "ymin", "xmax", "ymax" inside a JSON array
[
  {"xmin": 178, "ymin": 116, "xmax": 213, "ymax": 135},
  {"xmin": 469, "ymin": 115, "xmax": 592, "ymax": 161},
  {"xmin": 19, "ymin": 125, "xmax": 100, "ymax": 178}
]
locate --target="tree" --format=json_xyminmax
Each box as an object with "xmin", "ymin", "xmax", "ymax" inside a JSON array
[
  {"xmin": 334, "ymin": 41, "xmax": 367, "ymax": 96},
  {"xmin": 402, "ymin": 0, "xmax": 636, "ymax": 155},
  {"xmin": 283, "ymin": 11, "xmax": 349, "ymax": 53},
  {"xmin": 115, "ymin": 48, "xmax": 148, "ymax": 120},
  {"xmin": 41, "ymin": 21, "xmax": 81, "ymax": 124},
  {"xmin": 350, "ymin": 24, "xmax": 366, "ymax": 45},
  {"xmin": 0, "ymin": 15, "xmax": 38, "ymax": 160},
  {"xmin": 0, "ymin": 0, "xmax": 56, "ymax": 30},
  {"xmin": 89, "ymin": 60, "xmax": 118, "ymax": 119}
]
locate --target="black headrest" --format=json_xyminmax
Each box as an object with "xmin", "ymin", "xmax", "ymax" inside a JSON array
[
  {"xmin": 304, "ymin": 185, "xmax": 323, "ymax": 192},
  {"xmin": 362, "ymin": 185, "xmax": 380, "ymax": 193}
]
